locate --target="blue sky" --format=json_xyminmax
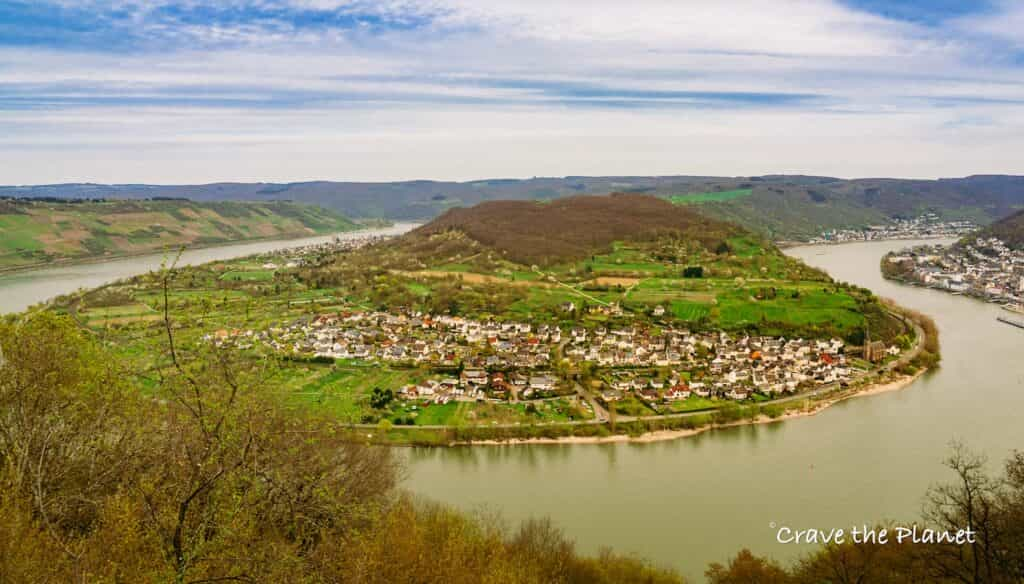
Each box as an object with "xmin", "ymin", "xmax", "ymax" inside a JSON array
[{"xmin": 2, "ymin": 0, "xmax": 1024, "ymax": 184}]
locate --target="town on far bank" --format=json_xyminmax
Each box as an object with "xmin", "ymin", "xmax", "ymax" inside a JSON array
[
  {"xmin": 808, "ymin": 213, "xmax": 976, "ymax": 245},
  {"xmin": 883, "ymin": 236, "xmax": 1024, "ymax": 313}
]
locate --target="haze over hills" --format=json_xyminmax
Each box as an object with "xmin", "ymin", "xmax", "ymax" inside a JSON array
[{"xmin": 5, "ymin": 174, "xmax": 1024, "ymax": 240}]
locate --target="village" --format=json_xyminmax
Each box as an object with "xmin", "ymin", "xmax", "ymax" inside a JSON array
[
  {"xmin": 884, "ymin": 237, "xmax": 1024, "ymax": 309},
  {"xmin": 809, "ymin": 213, "xmax": 976, "ymax": 245},
  {"xmin": 207, "ymin": 308, "xmax": 902, "ymax": 415},
  {"xmin": 261, "ymin": 230, "xmax": 398, "ymax": 267}
]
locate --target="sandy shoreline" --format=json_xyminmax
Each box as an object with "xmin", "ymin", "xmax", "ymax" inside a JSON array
[{"xmin": 459, "ymin": 369, "xmax": 927, "ymax": 447}]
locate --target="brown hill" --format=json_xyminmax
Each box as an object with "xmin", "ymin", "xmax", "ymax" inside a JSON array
[{"xmin": 413, "ymin": 193, "xmax": 740, "ymax": 265}]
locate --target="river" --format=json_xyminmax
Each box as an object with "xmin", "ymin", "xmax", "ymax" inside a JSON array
[
  {"xmin": 3, "ymin": 235, "xmax": 1021, "ymax": 579},
  {"xmin": 0, "ymin": 223, "xmax": 418, "ymax": 315},
  {"xmin": 406, "ymin": 239, "xmax": 1024, "ymax": 579}
]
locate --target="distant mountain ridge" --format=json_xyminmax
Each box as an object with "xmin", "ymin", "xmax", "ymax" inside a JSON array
[{"xmin": 4, "ymin": 174, "xmax": 1024, "ymax": 239}]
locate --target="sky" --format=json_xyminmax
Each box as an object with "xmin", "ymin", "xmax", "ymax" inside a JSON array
[{"xmin": 2, "ymin": 0, "xmax": 1024, "ymax": 185}]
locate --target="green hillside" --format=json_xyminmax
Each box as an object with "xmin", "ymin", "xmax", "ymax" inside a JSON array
[
  {"xmin": 973, "ymin": 209, "xmax": 1024, "ymax": 249},
  {"xmin": 0, "ymin": 198, "xmax": 359, "ymax": 271},
  {"xmin": 316, "ymin": 194, "xmax": 902, "ymax": 343}
]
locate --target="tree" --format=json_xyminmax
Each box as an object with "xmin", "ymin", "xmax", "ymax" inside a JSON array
[
  {"xmin": 922, "ymin": 443, "xmax": 1001, "ymax": 583},
  {"xmin": 706, "ymin": 549, "xmax": 789, "ymax": 584},
  {"xmin": 371, "ymin": 387, "xmax": 395, "ymax": 410}
]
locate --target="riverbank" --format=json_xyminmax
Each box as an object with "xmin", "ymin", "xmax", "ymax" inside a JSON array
[
  {"xmin": 0, "ymin": 225, "xmax": 383, "ymax": 276},
  {"xmin": 776, "ymin": 235, "xmax": 956, "ymax": 249},
  {"xmin": 0, "ymin": 223, "xmax": 419, "ymax": 315},
  {"xmin": 450, "ymin": 369, "xmax": 927, "ymax": 446},
  {"xmin": 372, "ymin": 364, "xmax": 930, "ymax": 448}
]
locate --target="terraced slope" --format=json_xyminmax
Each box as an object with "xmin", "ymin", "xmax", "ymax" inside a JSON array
[{"xmin": 0, "ymin": 198, "xmax": 358, "ymax": 270}]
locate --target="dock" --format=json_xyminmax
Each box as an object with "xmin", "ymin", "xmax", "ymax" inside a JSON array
[{"xmin": 996, "ymin": 316, "xmax": 1024, "ymax": 330}]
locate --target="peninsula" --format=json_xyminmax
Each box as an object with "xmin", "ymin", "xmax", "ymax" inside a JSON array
[{"xmin": 40, "ymin": 194, "xmax": 938, "ymax": 445}]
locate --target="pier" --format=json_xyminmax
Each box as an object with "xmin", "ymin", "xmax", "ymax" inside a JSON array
[{"xmin": 997, "ymin": 316, "xmax": 1024, "ymax": 330}]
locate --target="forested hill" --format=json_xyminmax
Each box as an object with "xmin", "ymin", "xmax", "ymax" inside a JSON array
[
  {"xmin": 414, "ymin": 193, "xmax": 739, "ymax": 265},
  {"xmin": 5, "ymin": 174, "xmax": 1024, "ymax": 239},
  {"xmin": 0, "ymin": 198, "xmax": 358, "ymax": 271},
  {"xmin": 974, "ymin": 209, "xmax": 1024, "ymax": 249}
]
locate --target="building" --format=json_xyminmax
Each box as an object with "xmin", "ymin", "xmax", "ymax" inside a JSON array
[{"xmin": 864, "ymin": 340, "xmax": 887, "ymax": 363}]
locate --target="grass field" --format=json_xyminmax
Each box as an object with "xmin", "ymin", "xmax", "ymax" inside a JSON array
[
  {"xmin": 664, "ymin": 396, "xmax": 719, "ymax": 413},
  {"xmin": 220, "ymin": 269, "xmax": 276, "ymax": 282},
  {"xmin": 507, "ymin": 286, "xmax": 621, "ymax": 318},
  {"xmin": 611, "ymin": 396, "xmax": 656, "ymax": 417},
  {"xmin": 669, "ymin": 300, "xmax": 711, "ymax": 321},
  {"xmin": 716, "ymin": 286, "xmax": 863, "ymax": 332},
  {"xmin": 666, "ymin": 189, "xmax": 753, "ymax": 205},
  {"xmin": 579, "ymin": 243, "xmax": 669, "ymax": 274},
  {"xmin": 79, "ymin": 303, "xmax": 160, "ymax": 326},
  {"xmin": 285, "ymin": 363, "xmax": 427, "ymax": 423}
]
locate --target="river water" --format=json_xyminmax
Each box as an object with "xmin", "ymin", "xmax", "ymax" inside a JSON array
[
  {"xmin": 2, "ymin": 235, "xmax": 1021, "ymax": 579},
  {"xmin": 0, "ymin": 223, "xmax": 418, "ymax": 315},
  {"xmin": 406, "ymin": 239, "xmax": 1024, "ymax": 579}
]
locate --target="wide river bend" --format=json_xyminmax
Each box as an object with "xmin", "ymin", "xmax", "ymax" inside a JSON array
[{"xmin": 2, "ymin": 236, "xmax": 1020, "ymax": 579}]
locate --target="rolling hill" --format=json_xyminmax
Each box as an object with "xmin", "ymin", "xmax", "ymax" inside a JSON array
[
  {"xmin": 4, "ymin": 174, "xmax": 1024, "ymax": 239},
  {"xmin": 0, "ymin": 198, "xmax": 358, "ymax": 271},
  {"xmin": 413, "ymin": 193, "xmax": 739, "ymax": 265},
  {"xmin": 309, "ymin": 194, "xmax": 904, "ymax": 345},
  {"xmin": 973, "ymin": 209, "xmax": 1024, "ymax": 249}
]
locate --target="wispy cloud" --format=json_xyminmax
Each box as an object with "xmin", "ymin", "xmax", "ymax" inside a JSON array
[{"xmin": 1, "ymin": 0, "xmax": 1024, "ymax": 183}]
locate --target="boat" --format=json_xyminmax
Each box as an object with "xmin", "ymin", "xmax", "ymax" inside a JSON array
[
  {"xmin": 1002, "ymin": 303, "xmax": 1024, "ymax": 315},
  {"xmin": 996, "ymin": 316, "xmax": 1024, "ymax": 330}
]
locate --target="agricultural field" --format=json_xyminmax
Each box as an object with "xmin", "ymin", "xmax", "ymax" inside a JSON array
[
  {"xmin": 578, "ymin": 242, "xmax": 670, "ymax": 274},
  {"xmin": 220, "ymin": 269, "xmax": 276, "ymax": 282},
  {"xmin": 282, "ymin": 362, "xmax": 429, "ymax": 423},
  {"xmin": 400, "ymin": 398, "xmax": 592, "ymax": 427},
  {"xmin": 663, "ymin": 396, "xmax": 720, "ymax": 414}
]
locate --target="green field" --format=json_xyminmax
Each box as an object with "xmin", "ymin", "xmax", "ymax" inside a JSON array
[
  {"xmin": 285, "ymin": 363, "xmax": 427, "ymax": 423},
  {"xmin": 664, "ymin": 396, "xmax": 719, "ymax": 413},
  {"xmin": 716, "ymin": 286, "xmax": 863, "ymax": 332},
  {"xmin": 220, "ymin": 269, "xmax": 276, "ymax": 282},
  {"xmin": 666, "ymin": 189, "xmax": 753, "ymax": 205}
]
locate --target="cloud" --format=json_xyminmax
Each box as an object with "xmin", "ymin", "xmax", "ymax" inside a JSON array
[
  {"xmin": 0, "ymin": 0, "xmax": 1023, "ymax": 183},
  {"xmin": 952, "ymin": 1, "xmax": 1024, "ymax": 50}
]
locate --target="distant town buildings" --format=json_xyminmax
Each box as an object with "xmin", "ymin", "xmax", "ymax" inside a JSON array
[
  {"xmin": 809, "ymin": 214, "xmax": 976, "ymax": 245},
  {"xmin": 885, "ymin": 236, "xmax": 1024, "ymax": 309}
]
